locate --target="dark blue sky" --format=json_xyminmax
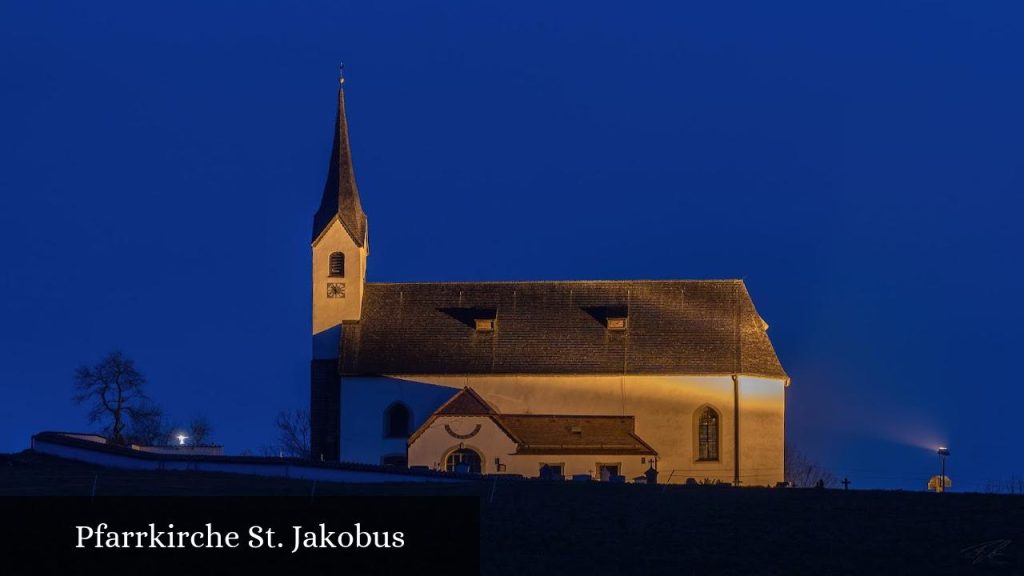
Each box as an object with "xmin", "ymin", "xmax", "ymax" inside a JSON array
[{"xmin": 2, "ymin": 1, "xmax": 1021, "ymax": 490}]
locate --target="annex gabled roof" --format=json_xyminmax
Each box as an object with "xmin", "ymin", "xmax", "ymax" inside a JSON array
[
  {"xmin": 340, "ymin": 280, "xmax": 787, "ymax": 379},
  {"xmin": 407, "ymin": 388, "xmax": 657, "ymax": 456},
  {"xmin": 407, "ymin": 387, "xmax": 655, "ymax": 455},
  {"xmin": 434, "ymin": 386, "xmax": 498, "ymax": 416},
  {"xmin": 406, "ymin": 388, "xmax": 518, "ymax": 446},
  {"xmin": 312, "ymin": 83, "xmax": 368, "ymax": 246},
  {"xmin": 499, "ymin": 415, "xmax": 657, "ymax": 456}
]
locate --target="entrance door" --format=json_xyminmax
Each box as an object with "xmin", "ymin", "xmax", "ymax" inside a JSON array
[{"xmin": 445, "ymin": 448, "xmax": 483, "ymax": 474}]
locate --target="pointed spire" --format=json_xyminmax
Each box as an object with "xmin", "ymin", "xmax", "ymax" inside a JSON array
[{"xmin": 312, "ymin": 68, "xmax": 368, "ymax": 245}]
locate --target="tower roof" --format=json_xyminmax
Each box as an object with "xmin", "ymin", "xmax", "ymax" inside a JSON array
[{"xmin": 312, "ymin": 82, "xmax": 368, "ymax": 245}]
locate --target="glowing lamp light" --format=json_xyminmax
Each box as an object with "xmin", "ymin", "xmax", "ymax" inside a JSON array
[
  {"xmin": 935, "ymin": 446, "xmax": 951, "ymax": 493},
  {"xmin": 176, "ymin": 434, "xmax": 189, "ymax": 446}
]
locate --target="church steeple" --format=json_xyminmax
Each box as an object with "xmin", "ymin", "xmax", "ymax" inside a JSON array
[
  {"xmin": 311, "ymin": 70, "xmax": 370, "ymax": 335},
  {"xmin": 312, "ymin": 72, "xmax": 368, "ymax": 246}
]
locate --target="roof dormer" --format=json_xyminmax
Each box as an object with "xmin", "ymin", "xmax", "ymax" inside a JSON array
[
  {"xmin": 606, "ymin": 316, "xmax": 627, "ymax": 331},
  {"xmin": 439, "ymin": 306, "xmax": 498, "ymax": 332},
  {"xmin": 582, "ymin": 305, "xmax": 628, "ymax": 331}
]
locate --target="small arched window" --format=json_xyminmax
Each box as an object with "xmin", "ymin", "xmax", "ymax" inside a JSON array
[
  {"xmin": 384, "ymin": 403, "xmax": 411, "ymax": 438},
  {"xmin": 445, "ymin": 448, "xmax": 482, "ymax": 474},
  {"xmin": 329, "ymin": 252, "xmax": 345, "ymax": 277},
  {"xmin": 697, "ymin": 406, "xmax": 720, "ymax": 461}
]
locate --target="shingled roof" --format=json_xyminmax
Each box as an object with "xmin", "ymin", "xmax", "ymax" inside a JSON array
[
  {"xmin": 500, "ymin": 415, "xmax": 657, "ymax": 456},
  {"xmin": 312, "ymin": 84, "xmax": 368, "ymax": 246},
  {"xmin": 340, "ymin": 280, "xmax": 787, "ymax": 379}
]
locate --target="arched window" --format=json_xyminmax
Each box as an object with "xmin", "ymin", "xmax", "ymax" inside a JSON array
[
  {"xmin": 445, "ymin": 448, "xmax": 482, "ymax": 474},
  {"xmin": 329, "ymin": 252, "xmax": 345, "ymax": 277},
  {"xmin": 697, "ymin": 406, "xmax": 720, "ymax": 461},
  {"xmin": 384, "ymin": 403, "xmax": 411, "ymax": 438}
]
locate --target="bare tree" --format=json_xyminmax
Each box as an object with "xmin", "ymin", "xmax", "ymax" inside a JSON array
[
  {"xmin": 124, "ymin": 402, "xmax": 167, "ymax": 445},
  {"xmin": 785, "ymin": 446, "xmax": 837, "ymax": 488},
  {"xmin": 187, "ymin": 414, "xmax": 213, "ymax": 446},
  {"xmin": 73, "ymin": 351, "xmax": 157, "ymax": 445},
  {"xmin": 274, "ymin": 409, "xmax": 311, "ymax": 458}
]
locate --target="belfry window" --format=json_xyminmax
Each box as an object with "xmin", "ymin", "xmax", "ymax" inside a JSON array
[
  {"xmin": 384, "ymin": 403, "xmax": 411, "ymax": 438},
  {"xmin": 697, "ymin": 406, "xmax": 720, "ymax": 461},
  {"xmin": 329, "ymin": 252, "xmax": 345, "ymax": 277}
]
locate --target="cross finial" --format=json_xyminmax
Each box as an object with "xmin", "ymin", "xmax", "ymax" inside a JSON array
[{"xmin": 338, "ymin": 63, "xmax": 345, "ymax": 86}]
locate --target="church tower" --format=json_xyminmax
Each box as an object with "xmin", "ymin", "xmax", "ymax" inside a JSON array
[
  {"xmin": 312, "ymin": 75, "xmax": 369, "ymax": 332},
  {"xmin": 310, "ymin": 74, "xmax": 368, "ymax": 461}
]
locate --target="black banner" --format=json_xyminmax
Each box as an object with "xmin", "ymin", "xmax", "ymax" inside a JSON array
[{"xmin": 0, "ymin": 497, "xmax": 479, "ymax": 575}]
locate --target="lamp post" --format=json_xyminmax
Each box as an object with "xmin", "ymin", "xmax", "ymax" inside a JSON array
[{"xmin": 936, "ymin": 447, "xmax": 950, "ymax": 493}]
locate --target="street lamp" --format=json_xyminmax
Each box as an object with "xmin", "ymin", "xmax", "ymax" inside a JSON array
[{"xmin": 936, "ymin": 447, "xmax": 950, "ymax": 493}]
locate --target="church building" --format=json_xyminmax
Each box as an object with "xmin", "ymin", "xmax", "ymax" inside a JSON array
[{"xmin": 310, "ymin": 78, "xmax": 789, "ymax": 485}]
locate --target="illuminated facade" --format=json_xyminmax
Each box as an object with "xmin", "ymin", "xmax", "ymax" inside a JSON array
[{"xmin": 311, "ymin": 81, "xmax": 789, "ymax": 485}]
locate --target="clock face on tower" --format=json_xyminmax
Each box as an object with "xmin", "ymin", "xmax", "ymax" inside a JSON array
[{"xmin": 327, "ymin": 282, "xmax": 346, "ymax": 298}]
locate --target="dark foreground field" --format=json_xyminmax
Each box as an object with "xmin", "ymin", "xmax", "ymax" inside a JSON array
[{"xmin": 2, "ymin": 451, "xmax": 1022, "ymax": 575}]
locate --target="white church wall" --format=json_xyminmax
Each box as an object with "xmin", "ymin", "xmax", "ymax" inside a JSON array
[
  {"xmin": 342, "ymin": 374, "xmax": 785, "ymax": 485},
  {"xmin": 737, "ymin": 375, "xmax": 786, "ymax": 486},
  {"xmin": 391, "ymin": 374, "xmax": 741, "ymax": 482},
  {"xmin": 339, "ymin": 376, "xmax": 457, "ymax": 464},
  {"xmin": 620, "ymin": 375, "xmax": 738, "ymax": 484}
]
